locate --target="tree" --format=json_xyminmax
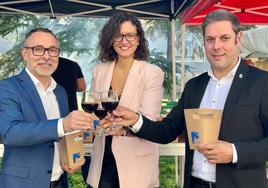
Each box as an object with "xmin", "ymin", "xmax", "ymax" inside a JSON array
[
  {"xmin": 0, "ymin": 14, "xmax": 106, "ymax": 79},
  {"xmin": 143, "ymin": 19, "xmax": 203, "ymax": 98}
]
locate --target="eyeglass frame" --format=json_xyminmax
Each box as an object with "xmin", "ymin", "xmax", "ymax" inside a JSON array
[
  {"xmin": 113, "ymin": 33, "xmax": 138, "ymax": 42},
  {"xmin": 23, "ymin": 45, "xmax": 60, "ymax": 57}
]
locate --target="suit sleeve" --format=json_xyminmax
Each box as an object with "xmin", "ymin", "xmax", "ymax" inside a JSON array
[{"xmin": 0, "ymin": 80, "xmax": 59, "ymax": 147}]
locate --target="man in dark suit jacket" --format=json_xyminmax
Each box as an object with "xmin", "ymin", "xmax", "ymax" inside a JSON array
[
  {"xmin": 0, "ymin": 28, "xmax": 93, "ymax": 188},
  {"xmin": 112, "ymin": 9, "xmax": 268, "ymax": 188}
]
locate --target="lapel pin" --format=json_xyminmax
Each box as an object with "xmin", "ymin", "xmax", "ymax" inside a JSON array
[{"xmin": 239, "ymin": 74, "xmax": 243, "ymax": 78}]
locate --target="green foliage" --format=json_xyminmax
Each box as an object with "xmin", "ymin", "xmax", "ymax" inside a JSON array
[
  {"xmin": 161, "ymin": 99, "xmax": 177, "ymax": 114},
  {"xmin": 0, "ymin": 44, "xmax": 24, "ymax": 79},
  {"xmin": 0, "ymin": 15, "xmax": 40, "ymax": 38},
  {"xmin": 68, "ymin": 170, "xmax": 86, "ymax": 188},
  {"xmin": 0, "ymin": 15, "xmax": 105, "ymax": 79},
  {"xmin": 149, "ymin": 49, "xmax": 173, "ymax": 96},
  {"xmin": 159, "ymin": 156, "xmax": 177, "ymax": 188}
]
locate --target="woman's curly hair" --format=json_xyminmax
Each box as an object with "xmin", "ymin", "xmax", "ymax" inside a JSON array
[{"xmin": 98, "ymin": 12, "xmax": 149, "ymax": 62}]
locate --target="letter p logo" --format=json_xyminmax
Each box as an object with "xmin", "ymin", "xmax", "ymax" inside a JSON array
[{"xmin": 191, "ymin": 131, "xmax": 199, "ymax": 143}]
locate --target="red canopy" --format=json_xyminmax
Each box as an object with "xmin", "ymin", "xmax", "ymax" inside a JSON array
[{"xmin": 182, "ymin": 0, "xmax": 268, "ymax": 25}]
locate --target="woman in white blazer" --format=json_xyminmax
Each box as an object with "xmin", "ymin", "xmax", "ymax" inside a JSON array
[{"xmin": 86, "ymin": 12, "xmax": 164, "ymax": 188}]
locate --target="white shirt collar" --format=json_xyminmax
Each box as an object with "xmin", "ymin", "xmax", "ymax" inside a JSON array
[
  {"xmin": 208, "ymin": 56, "xmax": 241, "ymax": 81},
  {"xmin": 25, "ymin": 67, "xmax": 56, "ymax": 92}
]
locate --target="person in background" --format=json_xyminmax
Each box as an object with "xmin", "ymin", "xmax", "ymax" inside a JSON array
[
  {"xmin": 0, "ymin": 28, "xmax": 93, "ymax": 188},
  {"xmin": 86, "ymin": 12, "xmax": 164, "ymax": 188},
  {"xmin": 111, "ymin": 9, "xmax": 268, "ymax": 188},
  {"xmin": 52, "ymin": 57, "xmax": 90, "ymax": 182},
  {"xmin": 52, "ymin": 57, "xmax": 86, "ymax": 112}
]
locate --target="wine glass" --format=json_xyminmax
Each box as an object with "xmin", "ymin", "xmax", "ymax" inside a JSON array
[
  {"xmin": 81, "ymin": 91, "xmax": 99, "ymax": 113},
  {"xmin": 81, "ymin": 91, "xmax": 99, "ymax": 138},
  {"xmin": 94, "ymin": 99, "xmax": 108, "ymax": 136},
  {"xmin": 100, "ymin": 90, "xmax": 119, "ymax": 131}
]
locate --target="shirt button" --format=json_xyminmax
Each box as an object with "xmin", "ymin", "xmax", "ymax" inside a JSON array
[
  {"xmin": 212, "ymin": 100, "xmax": 215, "ymax": 103},
  {"xmin": 47, "ymin": 170, "xmax": 52, "ymax": 174}
]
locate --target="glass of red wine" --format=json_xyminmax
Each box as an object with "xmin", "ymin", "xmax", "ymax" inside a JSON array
[
  {"xmin": 94, "ymin": 99, "xmax": 108, "ymax": 136},
  {"xmin": 100, "ymin": 90, "xmax": 119, "ymax": 131},
  {"xmin": 81, "ymin": 91, "xmax": 99, "ymax": 135},
  {"xmin": 81, "ymin": 91, "xmax": 99, "ymax": 113}
]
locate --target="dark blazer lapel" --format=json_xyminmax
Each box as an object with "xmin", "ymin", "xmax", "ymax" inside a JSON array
[
  {"xmin": 54, "ymin": 85, "xmax": 69, "ymax": 117},
  {"xmin": 219, "ymin": 61, "xmax": 249, "ymax": 138},
  {"xmin": 17, "ymin": 69, "xmax": 47, "ymax": 120}
]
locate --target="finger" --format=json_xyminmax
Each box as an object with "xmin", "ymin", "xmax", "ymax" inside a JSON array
[
  {"xmin": 112, "ymin": 110, "xmax": 121, "ymax": 117},
  {"xmin": 102, "ymin": 123, "xmax": 112, "ymax": 129},
  {"xmin": 61, "ymin": 164, "xmax": 73, "ymax": 173},
  {"xmin": 207, "ymin": 159, "xmax": 218, "ymax": 164},
  {"xmin": 113, "ymin": 117, "xmax": 124, "ymax": 123},
  {"xmin": 198, "ymin": 144, "xmax": 214, "ymax": 150},
  {"xmin": 100, "ymin": 117, "xmax": 110, "ymax": 124},
  {"xmin": 68, "ymin": 122, "xmax": 92, "ymax": 131},
  {"xmin": 116, "ymin": 106, "xmax": 126, "ymax": 111},
  {"xmin": 197, "ymin": 148, "xmax": 209, "ymax": 154}
]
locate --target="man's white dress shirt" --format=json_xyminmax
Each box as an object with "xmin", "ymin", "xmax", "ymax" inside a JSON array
[
  {"xmin": 191, "ymin": 58, "xmax": 240, "ymax": 182},
  {"xmin": 26, "ymin": 68, "xmax": 65, "ymax": 181}
]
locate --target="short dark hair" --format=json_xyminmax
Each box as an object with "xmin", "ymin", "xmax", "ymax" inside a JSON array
[
  {"xmin": 202, "ymin": 9, "xmax": 241, "ymax": 36},
  {"xmin": 23, "ymin": 28, "xmax": 59, "ymax": 46},
  {"xmin": 98, "ymin": 12, "xmax": 149, "ymax": 62}
]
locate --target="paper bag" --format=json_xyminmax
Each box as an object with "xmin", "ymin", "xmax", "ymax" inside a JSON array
[
  {"xmin": 184, "ymin": 108, "xmax": 222, "ymax": 149},
  {"xmin": 59, "ymin": 131, "xmax": 85, "ymax": 168}
]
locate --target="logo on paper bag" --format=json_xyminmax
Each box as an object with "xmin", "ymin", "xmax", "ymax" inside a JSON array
[
  {"xmin": 191, "ymin": 131, "xmax": 199, "ymax": 143},
  {"xmin": 93, "ymin": 119, "xmax": 99, "ymax": 129},
  {"xmin": 83, "ymin": 131, "xmax": 90, "ymax": 139},
  {"xmin": 73, "ymin": 153, "xmax": 81, "ymax": 163}
]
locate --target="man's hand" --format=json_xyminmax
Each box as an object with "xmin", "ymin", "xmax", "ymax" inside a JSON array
[
  {"xmin": 197, "ymin": 140, "xmax": 233, "ymax": 164},
  {"xmin": 61, "ymin": 163, "xmax": 81, "ymax": 174},
  {"xmin": 113, "ymin": 106, "xmax": 139, "ymax": 127},
  {"xmin": 101, "ymin": 116, "xmax": 130, "ymax": 136},
  {"xmin": 63, "ymin": 110, "xmax": 94, "ymax": 132}
]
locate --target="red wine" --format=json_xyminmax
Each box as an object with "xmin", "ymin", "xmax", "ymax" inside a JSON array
[
  {"xmin": 94, "ymin": 109, "xmax": 107, "ymax": 120},
  {"xmin": 101, "ymin": 101, "xmax": 119, "ymax": 112},
  {"xmin": 81, "ymin": 103, "xmax": 98, "ymax": 113}
]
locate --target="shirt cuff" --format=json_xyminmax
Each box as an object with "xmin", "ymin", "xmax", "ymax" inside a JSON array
[
  {"xmin": 231, "ymin": 144, "xmax": 238, "ymax": 163},
  {"xmin": 130, "ymin": 113, "xmax": 143, "ymax": 133},
  {"xmin": 57, "ymin": 118, "xmax": 65, "ymax": 138}
]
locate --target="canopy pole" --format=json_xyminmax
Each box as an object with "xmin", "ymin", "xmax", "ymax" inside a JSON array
[
  {"xmin": 171, "ymin": 19, "xmax": 177, "ymax": 101},
  {"xmin": 181, "ymin": 24, "xmax": 186, "ymax": 93},
  {"xmin": 48, "ymin": 0, "xmax": 55, "ymax": 18}
]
